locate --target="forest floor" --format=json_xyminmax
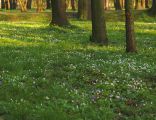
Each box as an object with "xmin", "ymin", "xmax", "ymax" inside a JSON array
[
  {"xmin": 0, "ymin": 11, "xmax": 156, "ymax": 120},
  {"xmin": 0, "ymin": 10, "xmax": 154, "ymax": 22}
]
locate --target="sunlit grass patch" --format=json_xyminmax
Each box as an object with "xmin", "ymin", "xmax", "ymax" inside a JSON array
[{"xmin": 0, "ymin": 19, "xmax": 156, "ymax": 120}]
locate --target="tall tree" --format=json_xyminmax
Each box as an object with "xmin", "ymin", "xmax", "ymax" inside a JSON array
[
  {"xmin": 125, "ymin": 0, "xmax": 137, "ymax": 52},
  {"xmin": 149, "ymin": 0, "xmax": 156, "ymax": 15},
  {"xmin": 1, "ymin": 0, "xmax": 5, "ymax": 9},
  {"xmin": 18, "ymin": 0, "xmax": 28, "ymax": 12},
  {"xmin": 36, "ymin": 0, "xmax": 43, "ymax": 12},
  {"xmin": 71, "ymin": 0, "xmax": 76, "ymax": 11},
  {"xmin": 50, "ymin": 0, "xmax": 69, "ymax": 26},
  {"xmin": 141, "ymin": 0, "xmax": 145, "ymax": 8},
  {"xmin": 12, "ymin": 0, "xmax": 17, "ymax": 9},
  {"xmin": 114, "ymin": 0, "xmax": 122, "ymax": 10},
  {"xmin": 145, "ymin": 0, "xmax": 149, "ymax": 8},
  {"xmin": 104, "ymin": 0, "xmax": 109, "ymax": 10},
  {"xmin": 91, "ymin": 0, "xmax": 108, "ymax": 45},
  {"xmin": 78, "ymin": 0, "xmax": 91, "ymax": 20},
  {"xmin": 46, "ymin": 0, "xmax": 51, "ymax": 9},
  {"xmin": 135, "ymin": 0, "xmax": 144, "ymax": 9},
  {"xmin": 27, "ymin": 0, "xmax": 32, "ymax": 9}
]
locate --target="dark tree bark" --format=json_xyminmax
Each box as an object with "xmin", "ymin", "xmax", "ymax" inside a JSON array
[
  {"xmin": 125, "ymin": 0, "xmax": 137, "ymax": 52},
  {"xmin": 1, "ymin": 0, "xmax": 5, "ymax": 9},
  {"xmin": 135, "ymin": 0, "xmax": 143, "ymax": 9},
  {"xmin": 12, "ymin": 0, "xmax": 17, "ymax": 9},
  {"xmin": 114, "ymin": 0, "xmax": 122, "ymax": 10},
  {"xmin": 71, "ymin": 0, "xmax": 76, "ymax": 11},
  {"xmin": 5, "ymin": 0, "xmax": 10, "ymax": 10},
  {"xmin": 149, "ymin": 0, "xmax": 156, "ymax": 15},
  {"xmin": 27, "ymin": 0, "xmax": 32, "ymax": 9},
  {"xmin": 91, "ymin": 0, "xmax": 108, "ymax": 45},
  {"xmin": 78, "ymin": 0, "xmax": 91, "ymax": 20},
  {"xmin": 10, "ymin": 0, "xmax": 13, "ymax": 9},
  {"xmin": 46, "ymin": 0, "xmax": 51, "ymax": 9},
  {"xmin": 50, "ymin": 0, "xmax": 69, "ymax": 26},
  {"xmin": 145, "ymin": 0, "xmax": 149, "ymax": 8}
]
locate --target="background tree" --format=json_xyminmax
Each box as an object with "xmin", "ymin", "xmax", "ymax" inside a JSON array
[
  {"xmin": 125, "ymin": 0, "xmax": 137, "ymax": 52},
  {"xmin": 12, "ymin": 0, "xmax": 17, "ymax": 9},
  {"xmin": 91, "ymin": 0, "xmax": 108, "ymax": 45},
  {"xmin": 149, "ymin": 0, "xmax": 156, "ymax": 15},
  {"xmin": 78, "ymin": 0, "xmax": 91, "ymax": 20},
  {"xmin": 71, "ymin": 0, "xmax": 76, "ymax": 11},
  {"xmin": 46, "ymin": 0, "xmax": 51, "ymax": 9},
  {"xmin": 135, "ymin": 0, "xmax": 145, "ymax": 9},
  {"xmin": 104, "ymin": 0, "xmax": 109, "ymax": 10},
  {"xmin": 145, "ymin": 0, "xmax": 149, "ymax": 8},
  {"xmin": 50, "ymin": 0, "xmax": 69, "ymax": 26},
  {"xmin": 18, "ymin": 0, "xmax": 28, "ymax": 12},
  {"xmin": 36, "ymin": 0, "xmax": 44, "ymax": 12},
  {"xmin": 1, "ymin": 0, "xmax": 5, "ymax": 9},
  {"xmin": 27, "ymin": 0, "xmax": 32, "ymax": 9},
  {"xmin": 114, "ymin": 0, "xmax": 123, "ymax": 10}
]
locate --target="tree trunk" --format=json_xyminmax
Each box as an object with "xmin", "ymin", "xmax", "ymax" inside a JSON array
[
  {"xmin": 104, "ymin": 0, "xmax": 109, "ymax": 10},
  {"xmin": 141, "ymin": 0, "xmax": 145, "ymax": 8},
  {"xmin": 27, "ymin": 0, "xmax": 32, "ymax": 9},
  {"xmin": 149, "ymin": 0, "xmax": 156, "ymax": 15},
  {"xmin": 125, "ymin": 0, "xmax": 137, "ymax": 52},
  {"xmin": 91, "ymin": 0, "xmax": 108, "ymax": 45},
  {"xmin": 46, "ymin": 0, "xmax": 51, "ymax": 9},
  {"xmin": 36, "ymin": 0, "xmax": 43, "ymax": 12},
  {"xmin": 50, "ymin": 0, "xmax": 69, "ymax": 26},
  {"xmin": 71, "ymin": 0, "xmax": 76, "ymax": 11},
  {"xmin": 6, "ymin": 0, "xmax": 10, "ymax": 10},
  {"xmin": 18, "ymin": 0, "xmax": 28, "ymax": 12},
  {"xmin": 78, "ymin": 0, "xmax": 91, "ymax": 20},
  {"xmin": 9, "ymin": 0, "xmax": 16, "ymax": 9},
  {"xmin": 145, "ymin": 0, "xmax": 149, "ymax": 8},
  {"xmin": 12, "ymin": 0, "xmax": 17, "ymax": 9},
  {"xmin": 114, "ymin": 0, "xmax": 122, "ymax": 10},
  {"xmin": 135, "ymin": 0, "xmax": 143, "ymax": 9},
  {"xmin": 1, "ymin": 0, "xmax": 5, "ymax": 9}
]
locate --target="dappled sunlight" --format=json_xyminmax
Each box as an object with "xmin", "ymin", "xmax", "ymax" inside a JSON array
[
  {"xmin": 0, "ymin": 21, "xmax": 155, "ymax": 50},
  {"xmin": 0, "ymin": 37, "xmax": 40, "ymax": 47},
  {"xmin": 0, "ymin": 17, "xmax": 156, "ymax": 120}
]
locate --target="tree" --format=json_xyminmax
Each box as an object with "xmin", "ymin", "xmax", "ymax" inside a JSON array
[
  {"xmin": 1, "ymin": 0, "xmax": 5, "ymax": 9},
  {"xmin": 145, "ymin": 0, "xmax": 149, "ymax": 8},
  {"xmin": 141, "ymin": 0, "xmax": 145, "ymax": 8},
  {"xmin": 149, "ymin": 0, "xmax": 156, "ymax": 15},
  {"xmin": 46, "ymin": 0, "xmax": 51, "ymax": 9},
  {"xmin": 36, "ymin": 0, "xmax": 44, "ymax": 12},
  {"xmin": 125, "ymin": 0, "xmax": 137, "ymax": 52},
  {"xmin": 91, "ymin": 0, "xmax": 108, "ymax": 45},
  {"xmin": 114, "ymin": 0, "xmax": 123, "ymax": 10},
  {"xmin": 50, "ymin": 0, "xmax": 69, "ymax": 26},
  {"xmin": 104, "ymin": 0, "xmax": 109, "ymax": 10},
  {"xmin": 12, "ymin": 0, "xmax": 17, "ymax": 9},
  {"xmin": 78, "ymin": 0, "xmax": 91, "ymax": 20},
  {"xmin": 27, "ymin": 0, "xmax": 32, "ymax": 9},
  {"xmin": 18, "ymin": 0, "xmax": 28, "ymax": 12},
  {"xmin": 135, "ymin": 0, "xmax": 145, "ymax": 9},
  {"xmin": 71, "ymin": 0, "xmax": 76, "ymax": 11}
]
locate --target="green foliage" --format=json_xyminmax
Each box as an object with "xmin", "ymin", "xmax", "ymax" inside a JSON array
[{"xmin": 0, "ymin": 16, "xmax": 156, "ymax": 120}]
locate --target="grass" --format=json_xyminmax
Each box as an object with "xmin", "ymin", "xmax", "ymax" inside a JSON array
[
  {"xmin": 0, "ymin": 11, "xmax": 156, "ymax": 120},
  {"xmin": 0, "ymin": 10, "xmax": 156, "ymax": 22}
]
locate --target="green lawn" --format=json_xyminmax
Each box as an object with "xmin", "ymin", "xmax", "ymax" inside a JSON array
[{"xmin": 0, "ymin": 12, "xmax": 156, "ymax": 120}]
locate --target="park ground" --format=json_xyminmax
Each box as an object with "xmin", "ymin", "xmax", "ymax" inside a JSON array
[{"xmin": 0, "ymin": 11, "xmax": 156, "ymax": 120}]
